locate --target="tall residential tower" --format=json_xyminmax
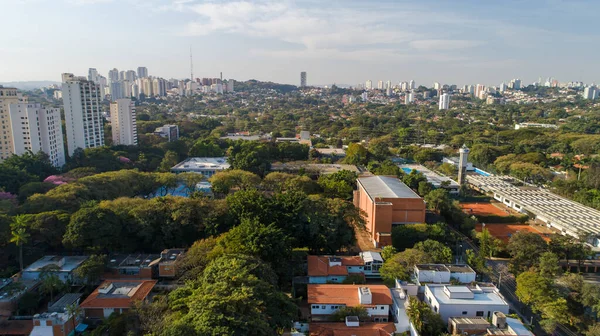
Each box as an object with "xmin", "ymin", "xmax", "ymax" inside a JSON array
[
  {"xmin": 0, "ymin": 86, "xmax": 20, "ymax": 160},
  {"xmin": 110, "ymin": 99, "xmax": 137, "ymax": 146},
  {"xmin": 61, "ymin": 73, "xmax": 105, "ymax": 156},
  {"xmin": 300, "ymin": 71, "xmax": 307, "ymax": 87}
]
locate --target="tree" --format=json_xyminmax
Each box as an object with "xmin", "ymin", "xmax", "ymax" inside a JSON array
[
  {"xmin": 39, "ymin": 270, "xmax": 64, "ymax": 302},
  {"xmin": 414, "ymin": 240, "xmax": 452, "ymax": 263},
  {"xmin": 74, "ymin": 255, "xmax": 107, "ymax": 286},
  {"xmin": 63, "ymin": 206, "xmax": 123, "ymax": 252},
  {"xmin": 538, "ymin": 251, "xmax": 562, "ymax": 277},
  {"xmin": 424, "ymin": 188, "xmax": 451, "ymax": 212},
  {"xmin": 10, "ymin": 215, "xmax": 30, "ymax": 272},
  {"xmin": 177, "ymin": 238, "xmax": 219, "ymax": 281},
  {"xmin": 208, "ymin": 169, "xmax": 261, "ymax": 195},
  {"xmin": 330, "ymin": 306, "xmax": 369, "ymax": 322},
  {"xmin": 189, "ymin": 140, "xmax": 223, "ymax": 157},
  {"xmin": 417, "ymin": 181, "xmax": 433, "ymax": 197},
  {"xmin": 465, "ymin": 249, "xmax": 487, "ymax": 274},
  {"xmin": 177, "ymin": 172, "xmax": 204, "ymax": 195},
  {"xmin": 580, "ymin": 283, "xmax": 600, "ymax": 313},
  {"xmin": 515, "ymin": 271, "xmax": 556, "ymax": 311},
  {"xmin": 507, "ymin": 232, "xmax": 548, "ymax": 273},
  {"xmin": 585, "ymin": 323, "xmax": 600, "ymax": 336},
  {"xmin": 380, "ymin": 249, "xmax": 432, "ymax": 284},
  {"xmin": 381, "ymin": 246, "xmax": 397, "ymax": 261},
  {"xmin": 402, "ymin": 169, "xmax": 427, "ymax": 190},
  {"xmin": 540, "ymin": 298, "xmax": 571, "ymax": 326},
  {"xmin": 406, "ymin": 296, "xmax": 446, "ymax": 336},
  {"xmin": 477, "ymin": 228, "xmax": 502, "ymax": 258},
  {"xmin": 344, "ymin": 143, "xmax": 369, "ymax": 166},
  {"xmin": 158, "ymin": 150, "xmax": 179, "ymax": 172},
  {"xmin": 65, "ymin": 303, "xmax": 82, "ymax": 335}
]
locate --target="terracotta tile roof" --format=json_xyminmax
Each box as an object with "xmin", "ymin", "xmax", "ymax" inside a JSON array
[
  {"xmin": 0, "ymin": 317, "xmax": 33, "ymax": 335},
  {"xmin": 307, "ymin": 284, "xmax": 393, "ymax": 306},
  {"xmin": 341, "ymin": 256, "xmax": 364, "ymax": 266},
  {"xmin": 309, "ymin": 323, "xmax": 395, "ymax": 336},
  {"xmin": 308, "ymin": 256, "xmax": 349, "ymax": 277},
  {"xmin": 79, "ymin": 280, "xmax": 156, "ymax": 309}
]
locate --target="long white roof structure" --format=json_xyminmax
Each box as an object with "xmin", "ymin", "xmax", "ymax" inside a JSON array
[{"xmin": 467, "ymin": 174, "xmax": 600, "ymax": 241}]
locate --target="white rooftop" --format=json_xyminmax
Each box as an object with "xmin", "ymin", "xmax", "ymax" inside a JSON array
[
  {"xmin": 171, "ymin": 157, "xmax": 230, "ymax": 172},
  {"xmin": 428, "ymin": 285, "xmax": 508, "ymax": 306},
  {"xmin": 360, "ymin": 251, "xmax": 383, "ymax": 263},
  {"xmin": 24, "ymin": 256, "xmax": 88, "ymax": 273},
  {"xmin": 358, "ymin": 176, "xmax": 421, "ymax": 199}
]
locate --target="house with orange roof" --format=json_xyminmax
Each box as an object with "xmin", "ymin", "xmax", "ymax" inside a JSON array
[
  {"xmin": 308, "ymin": 284, "xmax": 393, "ymax": 322},
  {"xmin": 79, "ymin": 280, "xmax": 156, "ymax": 319},
  {"xmin": 307, "ymin": 252, "xmax": 384, "ymax": 283}
]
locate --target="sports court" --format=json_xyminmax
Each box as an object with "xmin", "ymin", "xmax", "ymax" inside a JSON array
[
  {"xmin": 460, "ymin": 202, "xmax": 510, "ymax": 217},
  {"xmin": 475, "ymin": 223, "xmax": 550, "ymax": 243}
]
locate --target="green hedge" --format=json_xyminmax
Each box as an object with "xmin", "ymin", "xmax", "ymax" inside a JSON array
[{"xmin": 476, "ymin": 214, "xmax": 529, "ymax": 224}]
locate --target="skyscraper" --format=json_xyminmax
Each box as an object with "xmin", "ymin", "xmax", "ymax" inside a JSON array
[
  {"xmin": 583, "ymin": 86, "xmax": 597, "ymax": 100},
  {"xmin": 475, "ymin": 84, "xmax": 485, "ymax": 98},
  {"xmin": 405, "ymin": 92, "xmax": 414, "ymax": 104},
  {"xmin": 300, "ymin": 72, "xmax": 307, "ymax": 87},
  {"xmin": 365, "ymin": 80, "xmax": 372, "ymax": 90},
  {"xmin": 108, "ymin": 68, "xmax": 119, "ymax": 83},
  {"xmin": 126, "ymin": 70, "xmax": 137, "ymax": 82},
  {"xmin": 400, "ymin": 82, "xmax": 408, "ymax": 91},
  {"xmin": 438, "ymin": 93, "xmax": 450, "ymax": 110},
  {"xmin": 110, "ymin": 99, "xmax": 137, "ymax": 146},
  {"xmin": 137, "ymin": 67, "xmax": 148, "ymax": 78},
  {"xmin": 88, "ymin": 68, "xmax": 99, "ymax": 83},
  {"xmin": 499, "ymin": 82, "xmax": 507, "ymax": 93},
  {"xmin": 61, "ymin": 73, "xmax": 104, "ymax": 156},
  {"xmin": 0, "ymin": 86, "xmax": 21, "ymax": 161},
  {"xmin": 433, "ymin": 82, "xmax": 441, "ymax": 90},
  {"xmin": 409, "ymin": 80, "xmax": 415, "ymax": 90},
  {"xmin": 377, "ymin": 80, "xmax": 384, "ymax": 90},
  {"xmin": 8, "ymin": 103, "xmax": 65, "ymax": 167},
  {"xmin": 110, "ymin": 81, "xmax": 123, "ymax": 100},
  {"xmin": 226, "ymin": 79, "xmax": 234, "ymax": 92},
  {"xmin": 153, "ymin": 78, "xmax": 167, "ymax": 97}
]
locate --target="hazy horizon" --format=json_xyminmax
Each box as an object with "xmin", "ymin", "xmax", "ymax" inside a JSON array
[{"xmin": 1, "ymin": 0, "xmax": 599, "ymax": 87}]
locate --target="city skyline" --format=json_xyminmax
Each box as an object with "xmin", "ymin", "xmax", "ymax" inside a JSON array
[{"xmin": 1, "ymin": 0, "xmax": 600, "ymax": 86}]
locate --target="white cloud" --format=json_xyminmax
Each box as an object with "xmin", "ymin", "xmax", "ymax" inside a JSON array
[
  {"xmin": 67, "ymin": 0, "xmax": 113, "ymax": 5},
  {"xmin": 409, "ymin": 39, "xmax": 485, "ymax": 51}
]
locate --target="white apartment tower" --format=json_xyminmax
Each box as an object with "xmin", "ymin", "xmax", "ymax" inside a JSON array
[
  {"xmin": 110, "ymin": 99, "xmax": 137, "ymax": 146},
  {"xmin": 377, "ymin": 80, "xmax": 384, "ymax": 90},
  {"xmin": 108, "ymin": 68, "xmax": 119, "ymax": 83},
  {"xmin": 365, "ymin": 80, "xmax": 373, "ymax": 90},
  {"xmin": 61, "ymin": 73, "xmax": 105, "ymax": 156},
  {"xmin": 0, "ymin": 86, "xmax": 21, "ymax": 160},
  {"xmin": 409, "ymin": 80, "xmax": 416, "ymax": 90},
  {"xmin": 226, "ymin": 79, "xmax": 235, "ymax": 92},
  {"xmin": 583, "ymin": 86, "xmax": 597, "ymax": 100},
  {"xmin": 405, "ymin": 92, "xmax": 414, "ymax": 104},
  {"xmin": 439, "ymin": 93, "xmax": 450, "ymax": 110},
  {"xmin": 458, "ymin": 144, "xmax": 470, "ymax": 185},
  {"xmin": 8, "ymin": 103, "xmax": 65, "ymax": 167},
  {"xmin": 88, "ymin": 68, "xmax": 99, "ymax": 83}
]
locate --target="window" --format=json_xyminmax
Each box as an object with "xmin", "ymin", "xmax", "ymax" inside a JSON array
[
  {"xmin": 434, "ymin": 306, "xmax": 438, "ymax": 313},
  {"xmin": 462, "ymin": 311, "xmax": 468, "ymax": 315},
  {"xmin": 321, "ymin": 306, "xmax": 326, "ymax": 309},
  {"xmin": 476, "ymin": 311, "xmax": 484, "ymax": 317},
  {"xmin": 312, "ymin": 305, "xmax": 319, "ymax": 309},
  {"xmin": 380, "ymin": 306, "xmax": 384, "ymax": 310}
]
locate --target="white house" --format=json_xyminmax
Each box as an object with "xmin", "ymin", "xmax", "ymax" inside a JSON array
[
  {"xmin": 414, "ymin": 264, "xmax": 476, "ymax": 285},
  {"xmin": 424, "ymin": 284, "xmax": 509, "ymax": 322},
  {"xmin": 22, "ymin": 256, "xmax": 88, "ymax": 283},
  {"xmin": 307, "ymin": 284, "xmax": 392, "ymax": 322},
  {"xmin": 170, "ymin": 157, "xmax": 230, "ymax": 177}
]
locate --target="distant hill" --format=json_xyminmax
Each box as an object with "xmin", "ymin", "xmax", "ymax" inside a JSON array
[{"xmin": 0, "ymin": 81, "xmax": 60, "ymax": 90}]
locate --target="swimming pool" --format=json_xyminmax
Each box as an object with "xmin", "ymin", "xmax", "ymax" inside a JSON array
[
  {"xmin": 401, "ymin": 167, "xmax": 413, "ymax": 174},
  {"xmin": 474, "ymin": 168, "xmax": 491, "ymax": 176}
]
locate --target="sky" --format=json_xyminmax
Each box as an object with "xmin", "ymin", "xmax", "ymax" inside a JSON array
[{"xmin": 1, "ymin": 0, "xmax": 599, "ymax": 87}]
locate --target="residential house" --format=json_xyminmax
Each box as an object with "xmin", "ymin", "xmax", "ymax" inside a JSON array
[
  {"xmin": 449, "ymin": 312, "xmax": 533, "ymax": 336},
  {"xmin": 307, "ymin": 285, "xmax": 393, "ymax": 322},
  {"xmin": 105, "ymin": 254, "xmax": 161, "ymax": 279},
  {"xmin": 48, "ymin": 293, "xmax": 82, "ymax": 313},
  {"xmin": 424, "ymin": 284, "xmax": 509, "ymax": 322},
  {"xmin": 413, "ymin": 264, "xmax": 476, "ymax": 286},
  {"xmin": 158, "ymin": 249, "xmax": 185, "ymax": 278},
  {"xmin": 29, "ymin": 312, "xmax": 80, "ymax": 336},
  {"xmin": 21, "ymin": 256, "xmax": 88, "ymax": 283},
  {"xmin": 307, "ymin": 252, "xmax": 383, "ymax": 284},
  {"xmin": 79, "ymin": 280, "xmax": 156, "ymax": 319}
]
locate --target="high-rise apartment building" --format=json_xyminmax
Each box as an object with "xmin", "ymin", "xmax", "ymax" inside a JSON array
[
  {"xmin": 508, "ymin": 79, "xmax": 521, "ymax": 90},
  {"xmin": 110, "ymin": 81, "xmax": 123, "ymax": 100},
  {"xmin": 433, "ymin": 82, "xmax": 441, "ymax": 90},
  {"xmin": 377, "ymin": 80, "xmax": 384, "ymax": 90},
  {"xmin": 137, "ymin": 67, "xmax": 148, "ymax": 78},
  {"xmin": 226, "ymin": 79, "xmax": 234, "ymax": 92},
  {"xmin": 365, "ymin": 80, "xmax": 372, "ymax": 90},
  {"xmin": 583, "ymin": 86, "xmax": 597, "ymax": 100},
  {"xmin": 153, "ymin": 78, "xmax": 167, "ymax": 97},
  {"xmin": 438, "ymin": 93, "xmax": 450, "ymax": 110},
  {"xmin": 400, "ymin": 82, "xmax": 408, "ymax": 91},
  {"xmin": 300, "ymin": 72, "xmax": 307, "ymax": 87},
  {"xmin": 405, "ymin": 92, "xmax": 414, "ymax": 104},
  {"xmin": 119, "ymin": 71, "xmax": 126, "ymax": 82},
  {"xmin": 499, "ymin": 82, "xmax": 507, "ymax": 93},
  {"xmin": 0, "ymin": 86, "xmax": 21, "ymax": 160},
  {"xmin": 126, "ymin": 70, "xmax": 137, "ymax": 82},
  {"xmin": 385, "ymin": 80, "xmax": 392, "ymax": 89},
  {"xmin": 88, "ymin": 68, "xmax": 99, "ymax": 83},
  {"xmin": 475, "ymin": 84, "xmax": 485, "ymax": 98},
  {"xmin": 61, "ymin": 73, "xmax": 105, "ymax": 156},
  {"xmin": 110, "ymin": 99, "xmax": 137, "ymax": 146},
  {"xmin": 8, "ymin": 103, "xmax": 65, "ymax": 167},
  {"xmin": 108, "ymin": 68, "xmax": 119, "ymax": 83},
  {"xmin": 409, "ymin": 80, "xmax": 416, "ymax": 90}
]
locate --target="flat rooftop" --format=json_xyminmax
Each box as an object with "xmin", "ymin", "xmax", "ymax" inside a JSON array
[
  {"xmin": 108, "ymin": 254, "xmax": 161, "ymax": 268},
  {"xmin": 24, "ymin": 256, "xmax": 88, "ymax": 273},
  {"xmin": 358, "ymin": 176, "xmax": 421, "ymax": 199},
  {"xmin": 171, "ymin": 157, "xmax": 230, "ymax": 172},
  {"xmin": 446, "ymin": 264, "xmax": 476, "ymax": 273},
  {"xmin": 427, "ymin": 285, "xmax": 508, "ymax": 306},
  {"xmin": 48, "ymin": 293, "xmax": 82, "ymax": 313},
  {"xmin": 399, "ymin": 164, "xmax": 460, "ymax": 189},
  {"xmin": 271, "ymin": 162, "xmax": 359, "ymax": 174},
  {"xmin": 467, "ymin": 174, "xmax": 600, "ymax": 237},
  {"xmin": 416, "ymin": 264, "xmax": 449, "ymax": 272}
]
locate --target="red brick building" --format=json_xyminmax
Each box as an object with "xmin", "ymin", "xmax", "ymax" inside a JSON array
[{"xmin": 353, "ymin": 176, "xmax": 426, "ymax": 247}]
